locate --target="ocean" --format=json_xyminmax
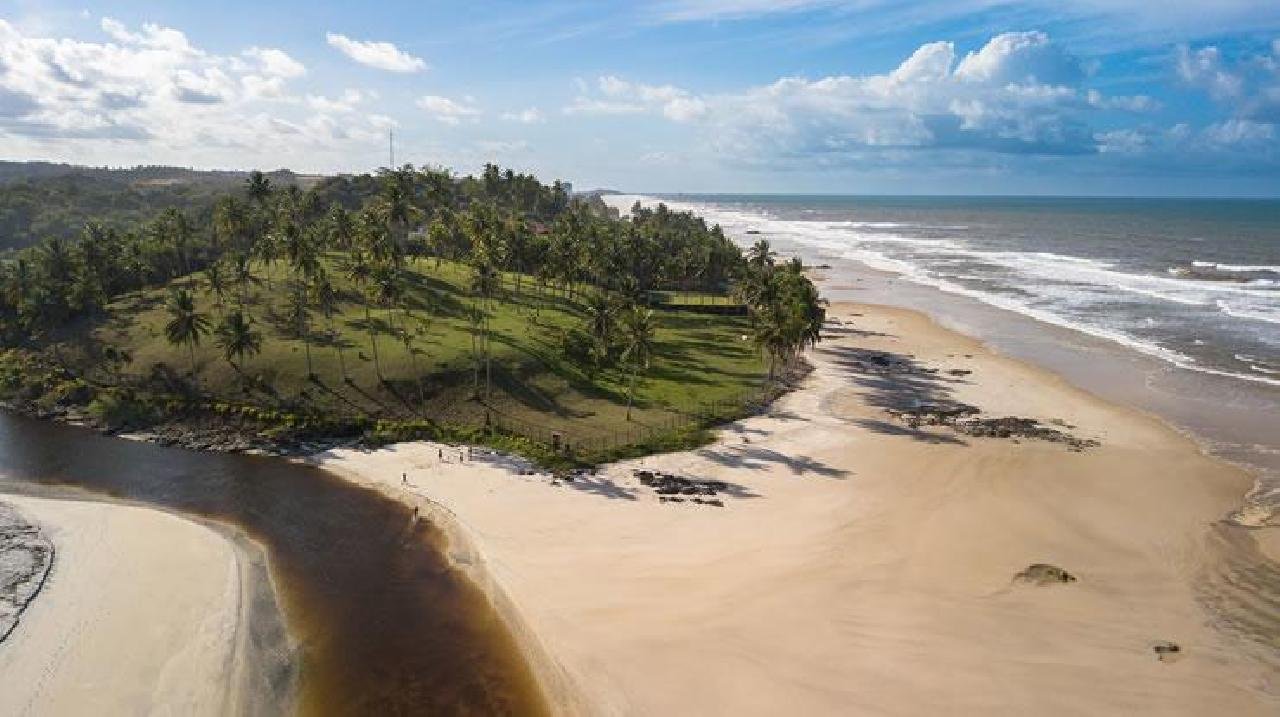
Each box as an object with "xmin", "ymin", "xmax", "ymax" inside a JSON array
[{"xmin": 606, "ymin": 194, "xmax": 1280, "ymax": 523}]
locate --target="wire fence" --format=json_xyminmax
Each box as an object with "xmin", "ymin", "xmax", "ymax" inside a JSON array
[{"xmin": 479, "ymin": 375, "xmax": 793, "ymax": 458}]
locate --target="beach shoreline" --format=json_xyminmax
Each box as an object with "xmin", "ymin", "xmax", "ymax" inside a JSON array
[
  {"xmin": 317, "ymin": 300, "xmax": 1279, "ymax": 715},
  {"xmin": 0, "ymin": 490, "xmax": 294, "ymax": 716}
]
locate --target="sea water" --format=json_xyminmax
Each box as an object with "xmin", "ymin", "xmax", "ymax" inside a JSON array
[{"xmin": 608, "ymin": 194, "xmax": 1280, "ymax": 523}]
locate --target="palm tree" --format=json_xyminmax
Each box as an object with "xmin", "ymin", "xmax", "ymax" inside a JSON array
[
  {"xmin": 345, "ymin": 251, "xmax": 382, "ymax": 381},
  {"xmin": 465, "ymin": 304, "xmax": 484, "ymax": 398},
  {"xmin": 230, "ymin": 252, "xmax": 254, "ymax": 307},
  {"xmin": 286, "ymin": 284, "xmax": 315, "ymax": 380},
  {"xmin": 203, "ymin": 261, "xmax": 228, "ymax": 316},
  {"xmin": 312, "ymin": 277, "xmax": 346, "ymax": 382},
  {"xmin": 161, "ymin": 208, "xmax": 193, "ymax": 277},
  {"xmin": 324, "ymin": 205, "xmax": 355, "ymax": 252},
  {"xmin": 621, "ymin": 307, "xmax": 656, "ymax": 421},
  {"xmin": 470, "ymin": 261, "xmax": 500, "ymax": 398},
  {"xmin": 245, "ymin": 170, "xmax": 272, "ymax": 204},
  {"xmin": 215, "ymin": 310, "xmax": 263, "ymax": 380},
  {"xmin": 584, "ymin": 291, "xmax": 616, "ymax": 370},
  {"xmin": 747, "ymin": 239, "xmax": 776, "ymax": 272},
  {"xmin": 163, "ymin": 288, "xmax": 211, "ymax": 383}
]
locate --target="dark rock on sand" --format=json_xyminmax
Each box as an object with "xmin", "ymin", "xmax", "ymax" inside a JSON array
[
  {"xmin": 637, "ymin": 470, "xmax": 729, "ymax": 503},
  {"xmin": 1, "ymin": 503, "xmax": 55, "ymax": 643},
  {"xmin": 1014, "ymin": 563, "xmax": 1077, "ymax": 585},
  {"xmin": 1153, "ymin": 641, "xmax": 1183, "ymax": 662},
  {"xmin": 887, "ymin": 402, "xmax": 1099, "ymax": 451}
]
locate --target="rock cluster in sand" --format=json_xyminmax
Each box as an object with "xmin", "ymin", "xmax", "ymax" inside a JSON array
[{"xmin": 0, "ymin": 503, "xmax": 54, "ymax": 643}]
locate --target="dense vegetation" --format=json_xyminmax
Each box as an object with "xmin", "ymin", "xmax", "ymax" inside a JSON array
[
  {"xmin": 0, "ymin": 163, "xmax": 823, "ymax": 465},
  {"xmin": 0, "ymin": 162, "xmax": 312, "ymax": 252}
]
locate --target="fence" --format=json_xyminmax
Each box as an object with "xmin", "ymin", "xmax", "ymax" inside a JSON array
[{"xmin": 481, "ymin": 375, "xmax": 791, "ymax": 458}]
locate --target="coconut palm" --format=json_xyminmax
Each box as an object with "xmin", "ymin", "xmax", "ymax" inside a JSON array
[
  {"xmin": 245, "ymin": 170, "xmax": 272, "ymax": 204},
  {"xmin": 312, "ymin": 277, "xmax": 346, "ymax": 382},
  {"xmin": 163, "ymin": 288, "xmax": 211, "ymax": 383},
  {"xmin": 747, "ymin": 239, "xmax": 775, "ymax": 271},
  {"xmin": 584, "ymin": 290, "xmax": 616, "ymax": 369},
  {"xmin": 620, "ymin": 307, "xmax": 657, "ymax": 421},
  {"xmin": 203, "ymin": 261, "xmax": 228, "ymax": 316},
  {"xmin": 215, "ymin": 310, "xmax": 262, "ymax": 379},
  {"xmin": 470, "ymin": 261, "xmax": 500, "ymax": 398},
  {"xmin": 344, "ymin": 251, "xmax": 382, "ymax": 381},
  {"xmin": 286, "ymin": 284, "xmax": 315, "ymax": 379}
]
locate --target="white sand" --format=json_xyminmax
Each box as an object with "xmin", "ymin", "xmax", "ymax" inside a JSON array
[
  {"xmin": 0, "ymin": 495, "xmax": 246, "ymax": 716},
  {"xmin": 319, "ymin": 302, "xmax": 1280, "ymax": 715}
]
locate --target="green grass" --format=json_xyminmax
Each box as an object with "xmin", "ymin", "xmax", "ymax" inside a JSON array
[
  {"xmin": 90, "ymin": 255, "xmax": 767, "ymax": 451},
  {"xmin": 648, "ymin": 290, "xmax": 740, "ymax": 307}
]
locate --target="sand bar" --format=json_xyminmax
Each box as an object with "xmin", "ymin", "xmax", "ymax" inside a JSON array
[
  {"xmin": 0, "ymin": 495, "xmax": 248, "ymax": 716},
  {"xmin": 319, "ymin": 302, "xmax": 1280, "ymax": 715}
]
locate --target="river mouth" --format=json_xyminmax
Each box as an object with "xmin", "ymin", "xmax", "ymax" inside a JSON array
[{"xmin": 0, "ymin": 411, "xmax": 548, "ymax": 716}]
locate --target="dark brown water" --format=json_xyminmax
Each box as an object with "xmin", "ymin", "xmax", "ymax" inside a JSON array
[{"xmin": 0, "ymin": 411, "xmax": 549, "ymax": 716}]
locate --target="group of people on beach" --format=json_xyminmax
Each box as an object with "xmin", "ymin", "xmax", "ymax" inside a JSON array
[{"xmin": 401, "ymin": 445, "xmax": 474, "ymax": 522}]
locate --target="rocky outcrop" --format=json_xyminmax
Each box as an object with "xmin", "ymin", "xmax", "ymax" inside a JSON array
[
  {"xmin": 888, "ymin": 403, "xmax": 1100, "ymax": 451},
  {"xmin": 634, "ymin": 470, "xmax": 729, "ymax": 507},
  {"xmin": 0, "ymin": 503, "xmax": 54, "ymax": 643},
  {"xmin": 1014, "ymin": 563, "xmax": 1076, "ymax": 586}
]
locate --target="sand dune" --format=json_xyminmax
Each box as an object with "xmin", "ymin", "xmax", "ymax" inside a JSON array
[
  {"xmin": 319, "ymin": 302, "xmax": 1280, "ymax": 715},
  {"xmin": 0, "ymin": 495, "xmax": 248, "ymax": 716}
]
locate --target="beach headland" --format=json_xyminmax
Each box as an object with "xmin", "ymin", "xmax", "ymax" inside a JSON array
[
  {"xmin": 317, "ymin": 301, "xmax": 1280, "ymax": 715},
  {"xmin": 0, "ymin": 493, "xmax": 291, "ymax": 716}
]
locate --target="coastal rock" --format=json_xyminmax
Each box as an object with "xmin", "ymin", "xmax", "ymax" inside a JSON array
[
  {"xmin": 636, "ymin": 470, "xmax": 729, "ymax": 501},
  {"xmin": 1014, "ymin": 563, "xmax": 1076, "ymax": 586},
  {"xmin": 0, "ymin": 503, "xmax": 55, "ymax": 643},
  {"xmin": 887, "ymin": 403, "xmax": 1099, "ymax": 451},
  {"xmin": 1152, "ymin": 640, "xmax": 1183, "ymax": 662}
]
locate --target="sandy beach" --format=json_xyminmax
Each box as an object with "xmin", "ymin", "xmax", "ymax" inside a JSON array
[
  {"xmin": 0, "ymin": 495, "xmax": 255, "ymax": 716},
  {"xmin": 319, "ymin": 301, "xmax": 1280, "ymax": 716}
]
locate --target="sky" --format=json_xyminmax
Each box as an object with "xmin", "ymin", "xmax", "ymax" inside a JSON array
[{"xmin": 1, "ymin": 0, "xmax": 1279, "ymax": 196}]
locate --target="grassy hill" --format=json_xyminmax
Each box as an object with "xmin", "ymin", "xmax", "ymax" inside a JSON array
[{"xmin": 81, "ymin": 255, "xmax": 766, "ymax": 458}]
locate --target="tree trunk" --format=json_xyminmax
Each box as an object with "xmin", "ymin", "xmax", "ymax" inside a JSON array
[
  {"xmin": 303, "ymin": 334, "xmax": 314, "ymax": 379},
  {"xmin": 188, "ymin": 341, "xmax": 198, "ymax": 387},
  {"xmin": 364, "ymin": 303, "xmax": 381, "ymax": 380},
  {"xmin": 626, "ymin": 367, "xmax": 637, "ymax": 421},
  {"xmin": 331, "ymin": 319, "xmax": 347, "ymax": 382},
  {"xmin": 484, "ymin": 305, "xmax": 493, "ymax": 399}
]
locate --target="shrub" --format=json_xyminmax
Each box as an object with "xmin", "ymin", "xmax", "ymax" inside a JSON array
[{"xmin": 87, "ymin": 389, "xmax": 155, "ymax": 430}]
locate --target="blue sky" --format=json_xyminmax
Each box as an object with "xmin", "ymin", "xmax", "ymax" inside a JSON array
[{"xmin": 1, "ymin": 1, "xmax": 1279, "ymax": 196}]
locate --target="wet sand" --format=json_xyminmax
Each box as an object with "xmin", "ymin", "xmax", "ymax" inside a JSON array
[{"xmin": 319, "ymin": 302, "xmax": 1280, "ymax": 715}]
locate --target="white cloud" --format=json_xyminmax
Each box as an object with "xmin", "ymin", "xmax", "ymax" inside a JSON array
[
  {"xmin": 563, "ymin": 97, "xmax": 646, "ymax": 115},
  {"xmin": 1202, "ymin": 118, "xmax": 1274, "ymax": 145},
  {"xmin": 417, "ymin": 94, "xmax": 481, "ymax": 124},
  {"xmin": 307, "ymin": 89, "xmax": 374, "ymax": 113},
  {"xmin": 325, "ymin": 33, "xmax": 426, "ymax": 73},
  {"xmin": 501, "ymin": 107, "xmax": 545, "ymax": 124},
  {"xmin": 575, "ymin": 32, "xmax": 1135, "ymax": 166},
  {"xmin": 1175, "ymin": 40, "xmax": 1280, "ymax": 122},
  {"xmin": 566, "ymin": 75, "xmax": 706, "ymax": 120},
  {"xmin": 245, "ymin": 47, "xmax": 305, "ymax": 79},
  {"xmin": 953, "ymin": 31, "xmax": 1082, "ymax": 85},
  {"xmin": 0, "ymin": 18, "xmax": 388, "ymax": 168}
]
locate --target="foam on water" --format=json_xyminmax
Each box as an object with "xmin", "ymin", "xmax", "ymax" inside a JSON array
[{"xmin": 609, "ymin": 194, "xmax": 1280, "ymax": 389}]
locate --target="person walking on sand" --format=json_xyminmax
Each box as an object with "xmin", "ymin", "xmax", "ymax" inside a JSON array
[
  {"xmin": 402, "ymin": 472, "xmax": 407, "ymax": 485},
  {"xmin": 438, "ymin": 447, "xmax": 443, "ymax": 461}
]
